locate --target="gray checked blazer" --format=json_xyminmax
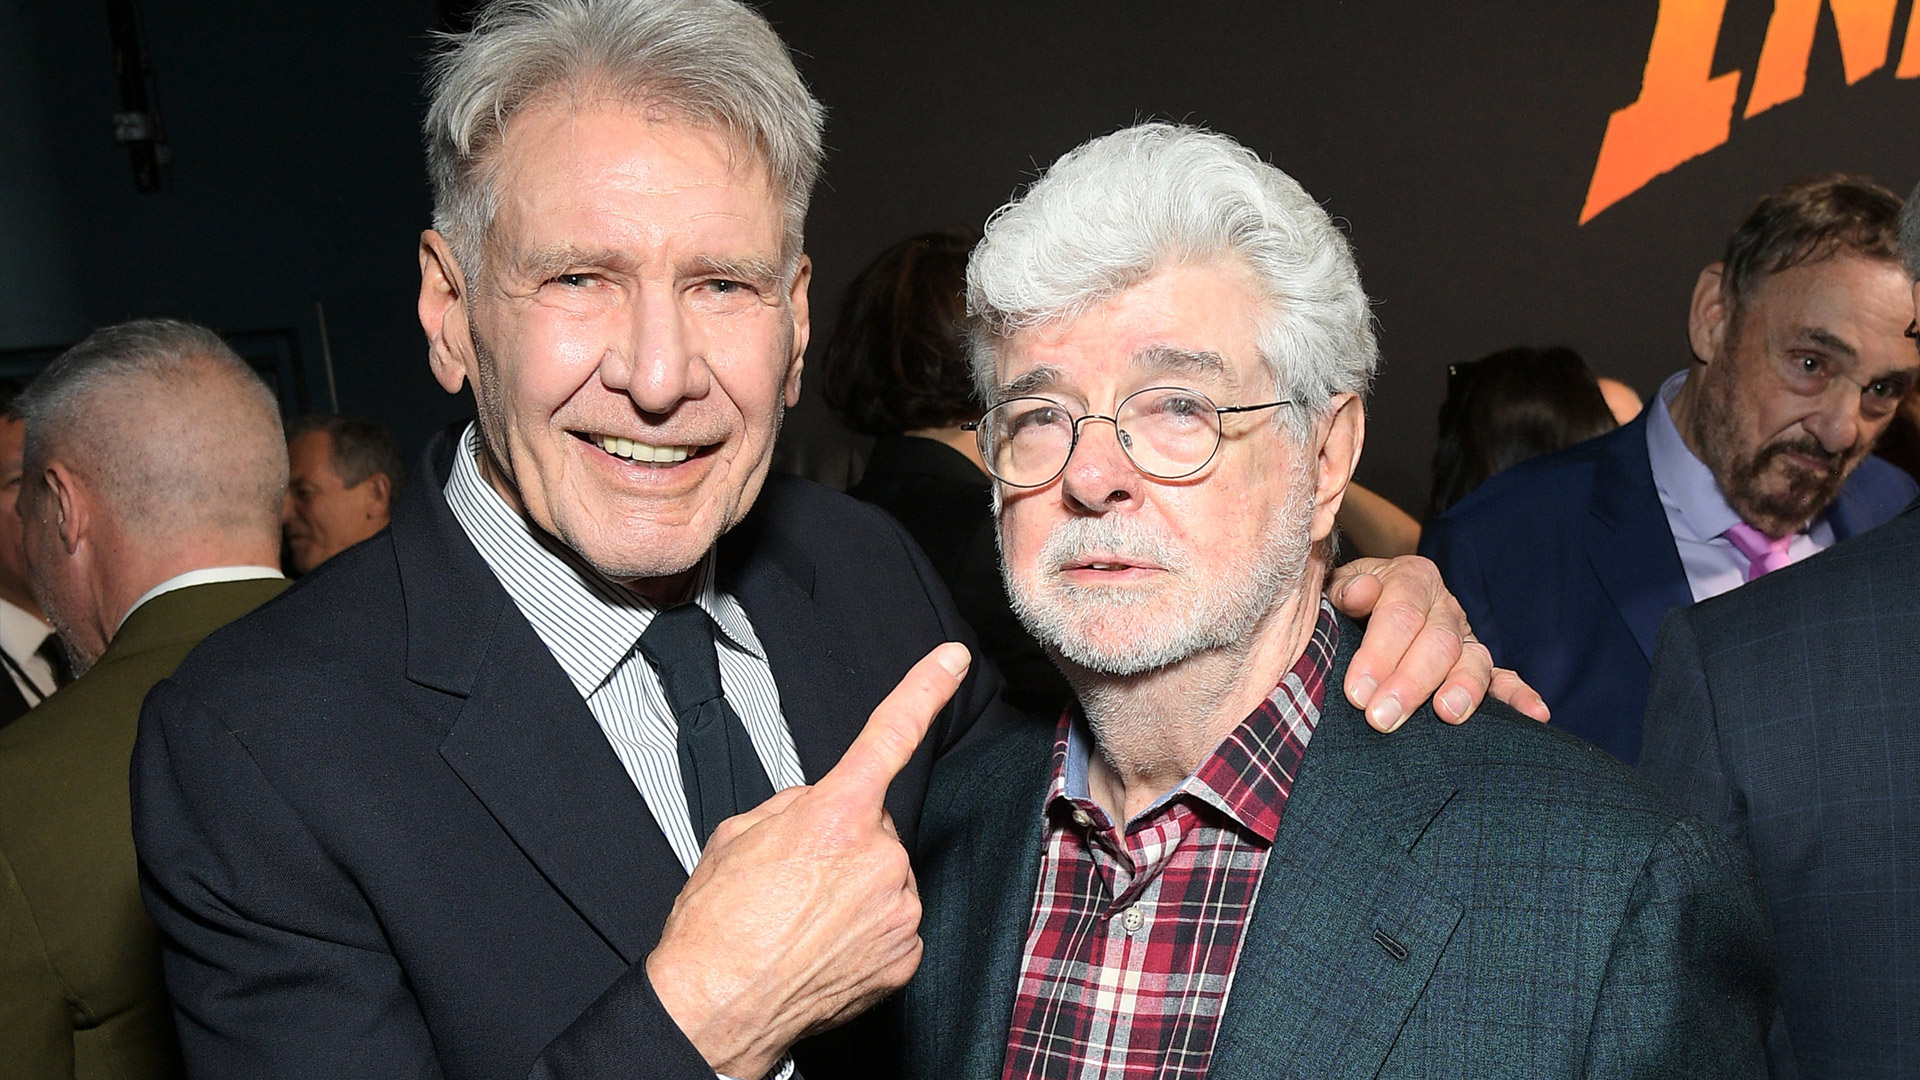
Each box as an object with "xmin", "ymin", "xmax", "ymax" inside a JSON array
[{"xmin": 1641, "ymin": 498, "xmax": 1920, "ymax": 1079}]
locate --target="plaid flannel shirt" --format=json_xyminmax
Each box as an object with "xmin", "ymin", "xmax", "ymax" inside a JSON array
[{"xmin": 1001, "ymin": 602, "xmax": 1336, "ymax": 1080}]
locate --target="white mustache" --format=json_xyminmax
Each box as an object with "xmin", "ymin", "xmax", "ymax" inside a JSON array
[{"xmin": 1038, "ymin": 516, "xmax": 1189, "ymax": 577}]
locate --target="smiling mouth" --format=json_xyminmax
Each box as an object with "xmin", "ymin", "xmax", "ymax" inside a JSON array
[{"xmin": 574, "ymin": 431, "xmax": 711, "ymax": 465}]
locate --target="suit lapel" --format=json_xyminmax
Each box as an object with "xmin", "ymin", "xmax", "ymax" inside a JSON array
[
  {"xmin": 1585, "ymin": 416, "xmax": 1692, "ymax": 660},
  {"xmin": 437, "ymin": 604, "xmax": 678, "ymax": 965},
  {"xmin": 913, "ymin": 721, "xmax": 1052, "ymax": 1080},
  {"xmin": 1212, "ymin": 627, "xmax": 1463, "ymax": 1078},
  {"xmin": 399, "ymin": 430, "xmax": 682, "ymax": 966}
]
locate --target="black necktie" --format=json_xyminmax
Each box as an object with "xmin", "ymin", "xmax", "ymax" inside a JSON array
[
  {"xmin": 636, "ymin": 604, "xmax": 776, "ymax": 848},
  {"xmin": 37, "ymin": 636, "xmax": 72, "ymax": 690}
]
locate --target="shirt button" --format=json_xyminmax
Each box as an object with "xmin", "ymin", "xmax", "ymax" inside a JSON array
[
  {"xmin": 1071, "ymin": 808, "xmax": 1093, "ymax": 829},
  {"xmin": 1121, "ymin": 906, "xmax": 1146, "ymax": 934}
]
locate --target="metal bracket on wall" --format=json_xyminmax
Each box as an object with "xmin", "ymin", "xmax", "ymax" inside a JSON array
[{"xmin": 104, "ymin": 0, "xmax": 170, "ymax": 193}]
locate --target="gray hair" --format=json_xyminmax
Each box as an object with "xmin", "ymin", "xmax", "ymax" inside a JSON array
[
  {"xmin": 17, "ymin": 318, "xmax": 288, "ymax": 537},
  {"xmin": 288, "ymin": 413, "xmax": 405, "ymax": 490},
  {"xmin": 1901, "ymin": 179, "xmax": 1920, "ymax": 278},
  {"xmin": 966, "ymin": 123, "xmax": 1378, "ymax": 438},
  {"xmin": 424, "ymin": 0, "xmax": 826, "ymax": 280}
]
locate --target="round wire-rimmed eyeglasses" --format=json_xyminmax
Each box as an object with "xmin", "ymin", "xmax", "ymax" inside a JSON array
[{"xmin": 962, "ymin": 386, "xmax": 1295, "ymax": 489}]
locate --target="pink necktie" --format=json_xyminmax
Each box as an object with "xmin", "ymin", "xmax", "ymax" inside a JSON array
[{"xmin": 1722, "ymin": 521, "xmax": 1795, "ymax": 582}]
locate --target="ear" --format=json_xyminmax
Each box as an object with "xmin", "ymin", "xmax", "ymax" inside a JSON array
[
  {"xmin": 365, "ymin": 472, "xmax": 393, "ymax": 516},
  {"xmin": 420, "ymin": 229, "xmax": 478, "ymax": 395},
  {"xmin": 1308, "ymin": 393, "xmax": 1364, "ymax": 545},
  {"xmin": 43, "ymin": 462, "xmax": 88, "ymax": 556},
  {"xmin": 1688, "ymin": 263, "xmax": 1732, "ymax": 366},
  {"xmin": 783, "ymin": 254, "xmax": 813, "ymax": 409}
]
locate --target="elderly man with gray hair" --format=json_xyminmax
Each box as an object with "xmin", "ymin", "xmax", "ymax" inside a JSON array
[
  {"xmin": 0, "ymin": 318, "xmax": 288, "ymax": 1078},
  {"xmin": 132, "ymin": 4, "xmax": 1533, "ymax": 1080},
  {"xmin": 904, "ymin": 123, "xmax": 1777, "ymax": 1078}
]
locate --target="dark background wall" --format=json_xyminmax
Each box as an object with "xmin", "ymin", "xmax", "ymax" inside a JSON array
[{"xmin": 6, "ymin": 0, "xmax": 1920, "ymax": 513}]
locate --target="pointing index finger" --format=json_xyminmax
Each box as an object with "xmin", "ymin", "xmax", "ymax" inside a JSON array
[{"xmin": 815, "ymin": 643, "xmax": 970, "ymax": 809}]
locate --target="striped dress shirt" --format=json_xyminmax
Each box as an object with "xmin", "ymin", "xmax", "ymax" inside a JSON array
[{"xmin": 443, "ymin": 423, "xmax": 807, "ymax": 874}]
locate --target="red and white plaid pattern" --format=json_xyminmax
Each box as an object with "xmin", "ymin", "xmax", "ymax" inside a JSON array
[{"xmin": 1000, "ymin": 603, "xmax": 1336, "ymax": 1080}]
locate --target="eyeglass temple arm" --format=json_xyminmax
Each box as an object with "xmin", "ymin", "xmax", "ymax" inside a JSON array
[{"xmin": 1215, "ymin": 399, "xmax": 1295, "ymax": 415}]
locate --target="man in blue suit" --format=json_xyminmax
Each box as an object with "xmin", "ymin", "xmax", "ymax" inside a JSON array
[
  {"xmin": 1636, "ymin": 180, "xmax": 1920, "ymax": 1080},
  {"xmin": 906, "ymin": 123, "xmax": 1775, "ymax": 1079},
  {"xmin": 1422, "ymin": 175, "xmax": 1919, "ymax": 763}
]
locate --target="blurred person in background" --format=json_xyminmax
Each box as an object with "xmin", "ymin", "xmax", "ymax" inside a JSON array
[
  {"xmin": 282, "ymin": 414, "xmax": 403, "ymax": 575},
  {"xmin": 0, "ymin": 318, "xmax": 288, "ymax": 1080},
  {"xmin": 822, "ymin": 227, "xmax": 1071, "ymax": 715},
  {"xmin": 1598, "ymin": 375, "xmax": 1645, "ymax": 424},
  {"xmin": 1423, "ymin": 175, "xmax": 1919, "ymax": 763},
  {"xmin": 0, "ymin": 378, "xmax": 68, "ymax": 728},
  {"xmin": 1425, "ymin": 346, "xmax": 1619, "ymax": 520}
]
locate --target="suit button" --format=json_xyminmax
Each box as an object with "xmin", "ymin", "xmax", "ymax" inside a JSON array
[
  {"xmin": 1121, "ymin": 906, "xmax": 1146, "ymax": 933},
  {"xmin": 1071, "ymin": 809, "xmax": 1093, "ymax": 829}
]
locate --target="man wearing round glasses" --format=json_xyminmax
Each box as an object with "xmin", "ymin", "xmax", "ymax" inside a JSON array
[{"xmin": 903, "ymin": 123, "xmax": 1774, "ymax": 1078}]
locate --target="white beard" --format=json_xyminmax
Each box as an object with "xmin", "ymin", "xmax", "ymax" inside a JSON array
[{"xmin": 1000, "ymin": 464, "xmax": 1314, "ymax": 677}]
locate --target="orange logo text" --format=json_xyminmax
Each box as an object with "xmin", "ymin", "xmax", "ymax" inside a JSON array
[{"xmin": 1582, "ymin": 0, "xmax": 1920, "ymax": 223}]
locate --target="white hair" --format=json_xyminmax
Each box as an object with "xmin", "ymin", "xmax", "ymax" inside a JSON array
[
  {"xmin": 1901, "ymin": 179, "xmax": 1920, "ymax": 277},
  {"xmin": 966, "ymin": 123, "xmax": 1377, "ymax": 437},
  {"xmin": 424, "ymin": 0, "xmax": 825, "ymax": 279},
  {"xmin": 16, "ymin": 318, "xmax": 288, "ymax": 539}
]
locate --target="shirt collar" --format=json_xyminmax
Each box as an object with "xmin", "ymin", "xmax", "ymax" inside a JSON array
[
  {"xmin": 1647, "ymin": 369, "xmax": 1763, "ymax": 542},
  {"xmin": 0, "ymin": 597, "xmax": 52, "ymax": 660},
  {"xmin": 1053, "ymin": 598, "xmax": 1338, "ymax": 843},
  {"xmin": 117, "ymin": 566, "xmax": 284, "ymax": 634},
  {"xmin": 443, "ymin": 423, "xmax": 766, "ymax": 700}
]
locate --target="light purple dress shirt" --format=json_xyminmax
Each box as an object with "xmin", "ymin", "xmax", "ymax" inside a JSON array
[{"xmin": 1646, "ymin": 369, "xmax": 1834, "ymax": 602}]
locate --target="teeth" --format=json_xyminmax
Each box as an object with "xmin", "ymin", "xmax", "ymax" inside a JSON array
[{"xmin": 595, "ymin": 434, "xmax": 692, "ymax": 464}]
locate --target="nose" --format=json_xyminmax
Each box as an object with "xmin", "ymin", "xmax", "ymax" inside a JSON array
[
  {"xmin": 1802, "ymin": 390, "xmax": 1864, "ymax": 456},
  {"xmin": 280, "ymin": 492, "xmax": 297, "ymax": 526},
  {"xmin": 599, "ymin": 285, "xmax": 712, "ymax": 414},
  {"xmin": 1058, "ymin": 417, "xmax": 1144, "ymax": 513}
]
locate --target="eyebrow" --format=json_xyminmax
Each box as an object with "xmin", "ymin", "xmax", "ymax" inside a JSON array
[
  {"xmin": 995, "ymin": 347, "xmax": 1239, "ymax": 400},
  {"xmin": 1132, "ymin": 345, "xmax": 1233, "ymax": 384},
  {"xmin": 1798, "ymin": 327, "xmax": 1859, "ymax": 361},
  {"xmin": 683, "ymin": 254, "xmax": 785, "ymax": 289},
  {"xmin": 999, "ymin": 364, "xmax": 1065, "ymax": 398},
  {"xmin": 505, "ymin": 247, "xmax": 786, "ymax": 290},
  {"xmin": 508, "ymin": 244, "xmax": 630, "ymax": 282}
]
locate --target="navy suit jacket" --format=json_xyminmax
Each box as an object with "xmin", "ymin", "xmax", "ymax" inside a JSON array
[
  {"xmin": 130, "ymin": 430, "xmax": 1015, "ymax": 1080},
  {"xmin": 1420, "ymin": 410, "xmax": 1916, "ymax": 763},
  {"xmin": 1641, "ymin": 499, "xmax": 1920, "ymax": 1079},
  {"xmin": 907, "ymin": 615, "xmax": 1778, "ymax": 1078}
]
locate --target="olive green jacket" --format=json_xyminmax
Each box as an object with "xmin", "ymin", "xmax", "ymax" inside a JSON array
[{"xmin": 0, "ymin": 577, "xmax": 287, "ymax": 1080}]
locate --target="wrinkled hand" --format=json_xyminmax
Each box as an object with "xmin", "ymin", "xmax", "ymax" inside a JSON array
[
  {"xmin": 646, "ymin": 643, "xmax": 971, "ymax": 1079},
  {"xmin": 1328, "ymin": 556, "xmax": 1549, "ymax": 731}
]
